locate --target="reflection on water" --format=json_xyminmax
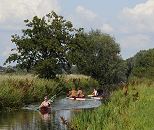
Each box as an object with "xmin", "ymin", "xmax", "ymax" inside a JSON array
[
  {"xmin": 0, "ymin": 110, "xmax": 73, "ymax": 130},
  {"xmin": 0, "ymin": 98, "xmax": 101, "ymax": 130}
]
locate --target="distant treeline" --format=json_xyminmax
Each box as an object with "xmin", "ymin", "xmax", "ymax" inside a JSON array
[{"xmin": 126, "ymin": 48, "xmax": 154, "ymax": 79}]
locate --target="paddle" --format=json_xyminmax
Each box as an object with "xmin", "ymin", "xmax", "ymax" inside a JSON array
[
  {"xmin": 48, "ymin": 94, "xmax": 56, "ymax": 102},
  {"xmin": 48, "ymin": 89, "xmax": 63, "ymax": 102}
]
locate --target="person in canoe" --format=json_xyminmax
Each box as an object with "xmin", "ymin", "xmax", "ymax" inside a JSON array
[
  {"xmin": 66, "ymin": 89, "xmax": 71, "ymax": 97},
  {"xmin": 77, "ymin": 87, "xmax": 85, "ymax": 98},
  {"xmin": 92, "ymin": 88, "xmax": 98, "ymax": 97},
  {"xmin": 39, "ymin": 96, "xmax": 51, "ymax": 114},
  {"xmin": 69, "ymin": 87, "xmax": 77, "ymax": 98}
]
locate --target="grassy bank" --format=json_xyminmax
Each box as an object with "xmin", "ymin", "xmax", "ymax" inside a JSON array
[
  {"xmin": 0, "ymin": 74, "xmax": 98, "ymax": 111},
  {"xmin": 71, "ymin": 78, "xmax": 154, "ymax": 130}
]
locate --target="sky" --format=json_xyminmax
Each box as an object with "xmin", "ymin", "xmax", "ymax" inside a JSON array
[{"xmin": 0, "ymin": 0, "xmax": 154, "ymax": 66}]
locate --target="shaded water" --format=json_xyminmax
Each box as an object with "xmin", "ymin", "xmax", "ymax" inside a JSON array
[{"xmin": 0, "ymin": 98, "xmax": 101, "ymax": 130}]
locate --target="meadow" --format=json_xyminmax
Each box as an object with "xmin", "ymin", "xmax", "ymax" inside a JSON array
[{"xmin": 71, "ymin": 78, "xmax": 154, "ymax": 130}]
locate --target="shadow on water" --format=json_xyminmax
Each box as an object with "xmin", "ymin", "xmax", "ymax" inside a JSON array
[{"xmin": 0, "ymin": 98, "xmax": 102, "ymax": 130}]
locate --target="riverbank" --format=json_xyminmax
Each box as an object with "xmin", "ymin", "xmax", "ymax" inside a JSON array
[
  {"xmin": 0, "ymin": 74, "xmax": 98, "ymax": 111},
  {"xmin": 71, "ymin": 78, "xmax": 154, "ymax": 130}
]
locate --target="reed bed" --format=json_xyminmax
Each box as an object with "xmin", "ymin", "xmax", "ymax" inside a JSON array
[{"xmin": 0, "ymin": 74, "xmax": 98, "ymax": 111}]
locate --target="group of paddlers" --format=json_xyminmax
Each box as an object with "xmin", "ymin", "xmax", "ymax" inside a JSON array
[
  {"xmin": 39, "ymin": 87, "xmax": 105, "ymax": 110},
  {"xmin": 39, "ymin": 87, "xmax": 104, "ymax": 116},
  {"xmin": 67, "ymin": 87, "xmax": 85, "ymax": 98},
  {"xmin": 67, "ymin": 87, "xmax": 104, "ymax": 98}
]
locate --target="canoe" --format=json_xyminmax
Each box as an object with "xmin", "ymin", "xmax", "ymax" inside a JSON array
[
  {"xmin": 87, "ymin": 95, "xmax": 103, "ymax": 100},
  {"xmin": 39, "ymin": 106, "xmax": 51, "ymax": 114},
  {"xmin": 90, "ymin": 96, "xmax": 103, "ymax": 100},
  {"xmin": 66, "ymin": 97, "xmax": 96, "ymax": 101},
  {"xmin": 87, "ymin": 94, "xmax": 94, "ymax": 97},
  {"xmin": 67, "ymin": 97, "xmax": 86, "ymax": 101}
]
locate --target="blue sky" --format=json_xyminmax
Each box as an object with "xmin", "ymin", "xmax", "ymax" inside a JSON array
[{"xmin": 0, "ymin": 0, "xmax": 154, "ymax": 66}]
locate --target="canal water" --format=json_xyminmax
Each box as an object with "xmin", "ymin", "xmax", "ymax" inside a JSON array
[{"xmin": 0, "ymin": 98, "xmax": 101, "ymax": 130}]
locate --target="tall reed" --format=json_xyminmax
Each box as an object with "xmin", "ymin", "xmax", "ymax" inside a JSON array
[
  {"xmin": 71, "ymin": 79, "xmax": 154, "ymax": 130},
  {"xmin": 0, "ymin": 74, "xmax": 98, "ymax": 111}
]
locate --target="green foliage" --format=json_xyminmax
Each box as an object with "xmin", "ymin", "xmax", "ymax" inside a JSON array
[
  {"xmin": 4, "ymin": 11, "xmax": 128, "ymax": 85},
  {"xmin": 0, "ymin": 85, "xmax": 23, "ymax": 109},
  {"xmin": 5, "ymin": 68, "xmax": 16, "ymax": 73},
  {"xmin": 125, "ymin": 58, "xmax": 134, "ymax": 82},
  {"xmin": 71, "ymin": 80, "xmax": 154, "ymax": 130},
  {"xmin": 4, "ymin": 11, "xmax": 83, "ymax": 78},
  {"xmin": 69, "ymin": 30, "xmax": 126, "ymax": 85},
  {"xmin": 128, "ymin": 48, "xmax": 154, "ymax": 79},
  {"xmin": 0, "ymin": 74, "xmax": 98, "ymax": 110},
  {"xmin": 63, "ymin": 77, "xmax": 99, "ymax": 95}
]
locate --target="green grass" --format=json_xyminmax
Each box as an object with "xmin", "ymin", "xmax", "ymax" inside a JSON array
[
  {"xmin": 71, "ymin": 79, "xmax": 154, "ymax": 130},
  {"xmin": 0, "ymin": 74, "xmax": 98, "ymax": 111}
]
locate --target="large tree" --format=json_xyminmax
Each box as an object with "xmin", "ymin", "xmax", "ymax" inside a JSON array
[
  {"xmin": 4, "ymin": 11, "xmax": 83, "ymax": 78},
  {"xmin": 68, "ymin": 30, "xmax": 126, "ymax": 85}
]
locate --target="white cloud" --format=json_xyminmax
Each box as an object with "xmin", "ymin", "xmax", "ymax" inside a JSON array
[
  {"xmin": 101, "ymin": 23, "xmax": 114, "ymax": 33},
  {"xmin": 122, "ymin": 0, "xmax": 154, "ymax": 32},
  {"xmin": 76, "ymin": 6, "xmax": 97, "ymax": 21},
  {"xmin": 120, "ymin": 34, "xmax": 151, "ymax": 49},
  {"xmin": 0, "ymin": 0, "xmax": 60, "ymax": 30},
  {"xmin": 0, "ymin": 0, "xmax": 61, "ymax": 65},
  {"xmin": 119, "ymin": 34, "xmax": 153, "ymax": 59},
  {"xmin": 74, "ymin": 5, "xmax": 113, "ymax": 32}
]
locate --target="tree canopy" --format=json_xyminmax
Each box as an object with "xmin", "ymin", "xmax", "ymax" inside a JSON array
[
  {"xmin": 4, "ymin": 11, "xmax": 83, "ymax": 78},
  {"xmin": 128, "ymin": 48, "xmax": 154, "ymax": 78},
  {"xmin": 68, "ymin": 30, "xmax": 126, "ymax": 85},
  {"xmin": 5, "ymin": 11, "xmax": 128, "ymax": 86}
]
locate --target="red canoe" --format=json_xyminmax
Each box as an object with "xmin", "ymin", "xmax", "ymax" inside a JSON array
[{"xmin": 40, "ymin": 106, "xmax": 51, "ymax": 114}]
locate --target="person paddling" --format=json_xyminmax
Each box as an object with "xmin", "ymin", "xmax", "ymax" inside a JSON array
[
  {"xmin": 77, "ymin": 87, "xmax": 85, "ymax": 98},
  {"xmin": 39, "ymin": 96, "xmax": 51, "ymax": 108},
  {"xmin": 69, "ymin": 87, "xmax": 77, "ymax": 98},
  {"xmin": 92, "ymin": 88, "xmax": 98, "ymax": 97},
  {"xmin": 39, "ymin": 96, "xmax": 51, "ymax": 114}
]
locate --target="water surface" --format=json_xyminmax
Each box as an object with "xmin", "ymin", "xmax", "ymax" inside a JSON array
[{"xmin": 0, "ymin": 98, "xmax": 101, "ymax": 130}]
